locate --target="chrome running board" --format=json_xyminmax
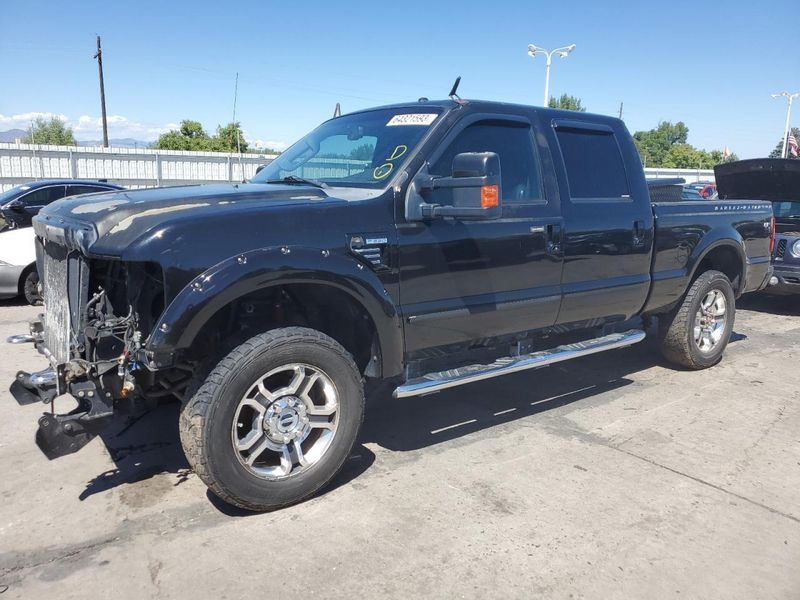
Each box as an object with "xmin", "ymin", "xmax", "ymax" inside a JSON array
[{"xmin": 393, "ymin": 329, "xmax": 646, "ymax": 399}]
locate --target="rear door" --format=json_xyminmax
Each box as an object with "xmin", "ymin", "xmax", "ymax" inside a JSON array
[
  {"xmin": 549, "ymin": 119, "xmax": 653, "ymax": 325},
  {"xmin": 398, "ymin": 114, "xmax": 564, "ymax": 355}
]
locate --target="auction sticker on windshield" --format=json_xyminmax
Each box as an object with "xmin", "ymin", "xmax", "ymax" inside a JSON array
[{"xmin": 387, "ymin": 114, "xmax": 438, "ymax": 126}]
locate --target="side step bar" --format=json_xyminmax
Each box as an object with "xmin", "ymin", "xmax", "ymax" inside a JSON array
[{"xmin": 393, "ymin": 329, "xmax": 646, "ymax": 399}]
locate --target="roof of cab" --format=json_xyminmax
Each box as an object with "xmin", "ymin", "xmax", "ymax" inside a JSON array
[{"xmin": 341, "ymin": 98, "xmax": 624, "ymax": 127}]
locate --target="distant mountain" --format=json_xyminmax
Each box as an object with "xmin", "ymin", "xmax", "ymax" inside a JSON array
[
  {"xmin": 0, "ymin": 130, "xmax": 153, "ymax": 148},
  {"xmin": 0, "ymin": 129, "xmax": 26, "ymax": 142},
  {"xmin": 77, "ymin": 138, "xmax": 153, "ymax": 149}
]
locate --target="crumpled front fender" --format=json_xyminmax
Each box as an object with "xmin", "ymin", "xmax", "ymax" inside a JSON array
[{"xmin": 144, "ymin": 245, "xmax": 403, "ymax": 377}]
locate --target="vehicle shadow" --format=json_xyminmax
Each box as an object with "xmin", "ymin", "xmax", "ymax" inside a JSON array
[
  {"xmin": 738, "ymin": 293, "xmax": 799, "ymax": 317},
  {"xmin": 360, "ymin": 335, "xmax": 664, "ymax": 452},
  {"xmin": 0, "ymin": 297, "xmax": 28, "ymax": 308},
  {"xmin": 79, "ymin": 402, "xmax": 190, "ymax": 501},
  {"xmin": 80, "ymin": 400, "xmax": 376, "ymax": 512},
  {"xmin": 79, "ymin": 324, "xmax": 745, "ymax": 510}
]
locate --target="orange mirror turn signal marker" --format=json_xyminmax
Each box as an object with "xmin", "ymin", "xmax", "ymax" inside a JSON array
[{"xmin": 481, "ymin": 185, "xmax": 499, "ymax": 208}]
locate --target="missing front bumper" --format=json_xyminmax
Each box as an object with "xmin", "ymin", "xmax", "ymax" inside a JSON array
[{"xmin": 9, "ymin": 362, "xmax": 116, "ymax": 460}]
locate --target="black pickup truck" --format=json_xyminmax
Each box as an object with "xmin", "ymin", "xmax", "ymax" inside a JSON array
[
  {"xmin": 716, "ymin": 158, "xmax": 800, "ymax": 294},
  {"xmin": 9, "ymin": 99, "xmax": 773, "ymax": 511}
]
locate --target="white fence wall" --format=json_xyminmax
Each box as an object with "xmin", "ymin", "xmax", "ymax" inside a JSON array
[
  {"xmin": 0, "ymin": 143, "xmax": 278, "ymax": 191},
  {"xmin": 642, "ymin": 167, "xmax": 715, "ymax": 183},
  {"xmin": 0, "ymin": 142, "xmax": 716, "ymax": 192}
]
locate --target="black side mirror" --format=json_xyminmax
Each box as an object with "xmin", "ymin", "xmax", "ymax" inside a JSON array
[
  {"xmin": 418, "ymin": 152, "xmax": 502, "ymax": 220},
  {"xmin": 4, "ymin": 199, "xmax": 24, "ymax": 211}
]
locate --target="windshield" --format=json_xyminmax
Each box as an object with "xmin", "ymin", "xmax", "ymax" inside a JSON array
[
  {"xmin": 773, "ymin": 201, "xmax": 800, "ymax": 219},
  {"xmin": 251, "ymin": 107, "xmax": 442, "ymax": 189},
  {"xmin": 0, "ymin": 185, "xmax": 30, "ymax": 206}
]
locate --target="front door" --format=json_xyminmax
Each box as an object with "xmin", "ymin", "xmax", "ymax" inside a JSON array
[{"xmin": 398, "ymin": 114, "xmax": 564, "ymax": 356}]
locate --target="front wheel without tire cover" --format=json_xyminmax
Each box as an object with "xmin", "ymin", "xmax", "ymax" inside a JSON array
[
  {"xmin": 659, "ymin": 269, "xmax": 735, "ymax": 370},
  {"xmin": 180, "ymin": 327, "xmax": 364, "ymax": 511}
]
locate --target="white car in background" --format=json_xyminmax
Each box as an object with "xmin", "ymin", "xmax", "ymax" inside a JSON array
[{"xmin": 0, "ymin": 227, "xmax": 40, "ymax": 305}]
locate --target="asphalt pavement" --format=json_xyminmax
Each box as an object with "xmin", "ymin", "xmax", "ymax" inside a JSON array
[{"xmin": 0, "ymin": 294, "xmax": 798, "ymax": 599}]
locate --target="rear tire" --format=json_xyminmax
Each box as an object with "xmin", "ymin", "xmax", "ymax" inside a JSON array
[
  {"xmin": 22, "ymin": 269, "xmax": 41, "ymax": 306},
  {"xmin": 659, "ymin": 269, "xmax": 735, "ymax": 369},
  {"xmin": 180, "ymin": 327, "xmax": 364, "ymax": 511}
]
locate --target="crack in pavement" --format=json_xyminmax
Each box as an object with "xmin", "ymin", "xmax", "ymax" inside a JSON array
[
  {"xmin": 613, "ymin": 445, "xmax": 800, "ymax": 525},
  {"xmin": 543, "ymin": 417, "xmax": 800, "ymax": 526},
  {"xmin": 0, "ymin": 536, "xmax": 120, "ymax": 578}
]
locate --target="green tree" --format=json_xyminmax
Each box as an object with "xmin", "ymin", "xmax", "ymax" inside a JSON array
[
  {"xmin": 179, "ymin": 120, "xmax": 207, "ymax": 139},
  {"xmin": 769, "ymin": 127, "xmax": 800, "ymax": 159},
  {"xmin": 708, "ymin": 149, "xmax": 739, "ymax": 164},
  {"xmin": 348, "ymin": 143, "xmax": 375, "ymax": 161},
  {"xmin": 662, "ymin": 143, "xmax": 711, "ymax": 169},
  {"xmin": 215, "ymin": 122, "xmax": 249, "ymax": 153},
  {"xmin": 633, "ymin": 121, "xmax": 689, "ymax": 167},
  {"xmin": 548, "ymin": 94, "xmax": 586, "ymax": 112},
  {"xmin": 155, "ymin": 119, "xmax": 252, "ymax": 152},
  {"xmin": 154, "ymin": 120, "xmax": 213, "ymax": 151},
  {"xmin": 22, "ymin": 117, "xmax": 76, "ymax": 145}
]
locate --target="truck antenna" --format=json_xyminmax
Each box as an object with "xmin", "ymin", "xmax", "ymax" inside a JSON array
[{"xmin": 449, "ymin": 76, "xmax": 466, "ymax": 105}]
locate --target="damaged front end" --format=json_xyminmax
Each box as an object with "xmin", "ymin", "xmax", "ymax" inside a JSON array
[{"xmin": 8, "ymin": 219, "xmax": 182, "ymax": 459}]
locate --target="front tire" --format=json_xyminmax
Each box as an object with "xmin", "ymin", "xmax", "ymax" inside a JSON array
[
  {"xmin": 659, "ymin": 269, "xmax": 735, "ymax": 369},
  {"xmin": 180, "ymin": 327, "xmax": 364, "ymax": 511}
]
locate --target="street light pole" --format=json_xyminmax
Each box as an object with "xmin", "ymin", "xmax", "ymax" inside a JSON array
[
  {"xmin": 527, "ymin": 43, "xmax": 576, "ymax": 106},
  {"xmin": 772, "ymin": 91, "xmax": 799, "ymax": 158}
]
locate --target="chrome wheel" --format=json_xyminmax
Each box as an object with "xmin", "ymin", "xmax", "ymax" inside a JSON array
[
  {"xmin": 231, "ymin": 363, "xmax": 339, "ymax": 480},
  {"xmin": 693, "ymin": 289, "xmax": 727, "ymax": 353}
]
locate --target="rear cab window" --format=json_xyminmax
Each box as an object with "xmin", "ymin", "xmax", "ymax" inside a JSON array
[{"xmin": 554, "ymin": 122, "xmax": 630, "ymax": 201}]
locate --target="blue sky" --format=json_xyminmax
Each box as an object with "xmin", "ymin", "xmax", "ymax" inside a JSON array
[{"xmin": 1, "ymin": 0, "xmax": 797, "ymax": 157}]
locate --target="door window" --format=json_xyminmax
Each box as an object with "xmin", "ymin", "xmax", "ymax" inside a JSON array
[
  {"xmin": 555, "ymin": 128, "xmax": 630, "ymax": 200},
  {"xmin": 20, "ymin": 186, "xmax": 67, "ymax": 207},
  {"xmin": 67, "ymin": 185, "xmax": 106, "ymax": 196},
  {"xmin": 429, "ymin": 120, "xmax": 544, "ymax": 204}
]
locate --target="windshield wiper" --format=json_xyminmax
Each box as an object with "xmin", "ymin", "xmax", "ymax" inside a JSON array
[{"xmin": 266, "ymin": 175, "xmax": 328, "ymax": 189}]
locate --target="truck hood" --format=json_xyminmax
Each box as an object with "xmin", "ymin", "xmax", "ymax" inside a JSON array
[
  {"xmin": 34, "ymin": 183, "xmax": 335, "ymax": 249},
  {"xmin": 715, "ymin": 159, "xmax": 800, "ymax": 202}
]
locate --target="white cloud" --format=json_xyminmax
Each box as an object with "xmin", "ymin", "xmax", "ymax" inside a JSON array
[
  {"xmin": 251, "ymin": 139, "xmax": 289, "ymax": 152},
  {"xmin": 72, "ymin": 114, "xmax": 172, "ymax": 140},
  {"xmin": 0, "ymin": 112, "xmax": 68, "ymax": 126}
]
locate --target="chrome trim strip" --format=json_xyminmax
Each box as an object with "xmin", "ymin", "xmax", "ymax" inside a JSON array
[{"xmin": 393, "ymin": 329, "xmax": 646, "ymax": 398}]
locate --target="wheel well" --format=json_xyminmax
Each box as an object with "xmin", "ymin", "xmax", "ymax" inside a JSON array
[
  {"xmin": 694, "ymin": 245, "xmax": 742, "ymax": 292},
  {"xmin": 187, "ymin": 283, "xmax": 381, "ymax": 377}
]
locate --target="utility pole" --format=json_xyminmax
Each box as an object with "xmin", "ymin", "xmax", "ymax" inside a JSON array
[
  {"xmin": 94, "ymin": 35, "xmax": 109, "ymax": 148},
  {"xmin": 771, "ymin": 91, "xmax": 799, "ymax": 158},
  {"xmin": 618, "ymin": 102, "xmax": 624, "ymax": 120}
]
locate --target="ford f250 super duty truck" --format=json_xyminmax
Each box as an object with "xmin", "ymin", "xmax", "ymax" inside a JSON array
[{"xmin": 9, "ymin": 99, "xmax": 774, "ymax": 511}]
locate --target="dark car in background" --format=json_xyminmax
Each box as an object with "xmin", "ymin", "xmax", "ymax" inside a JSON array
[
  {"xmin": 0, "ymin": 180, "xmax": 124, "ymax": 230},
  {"xmin": 716, "ymin": 159, "xmax": 800, "ymax": 294}
]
